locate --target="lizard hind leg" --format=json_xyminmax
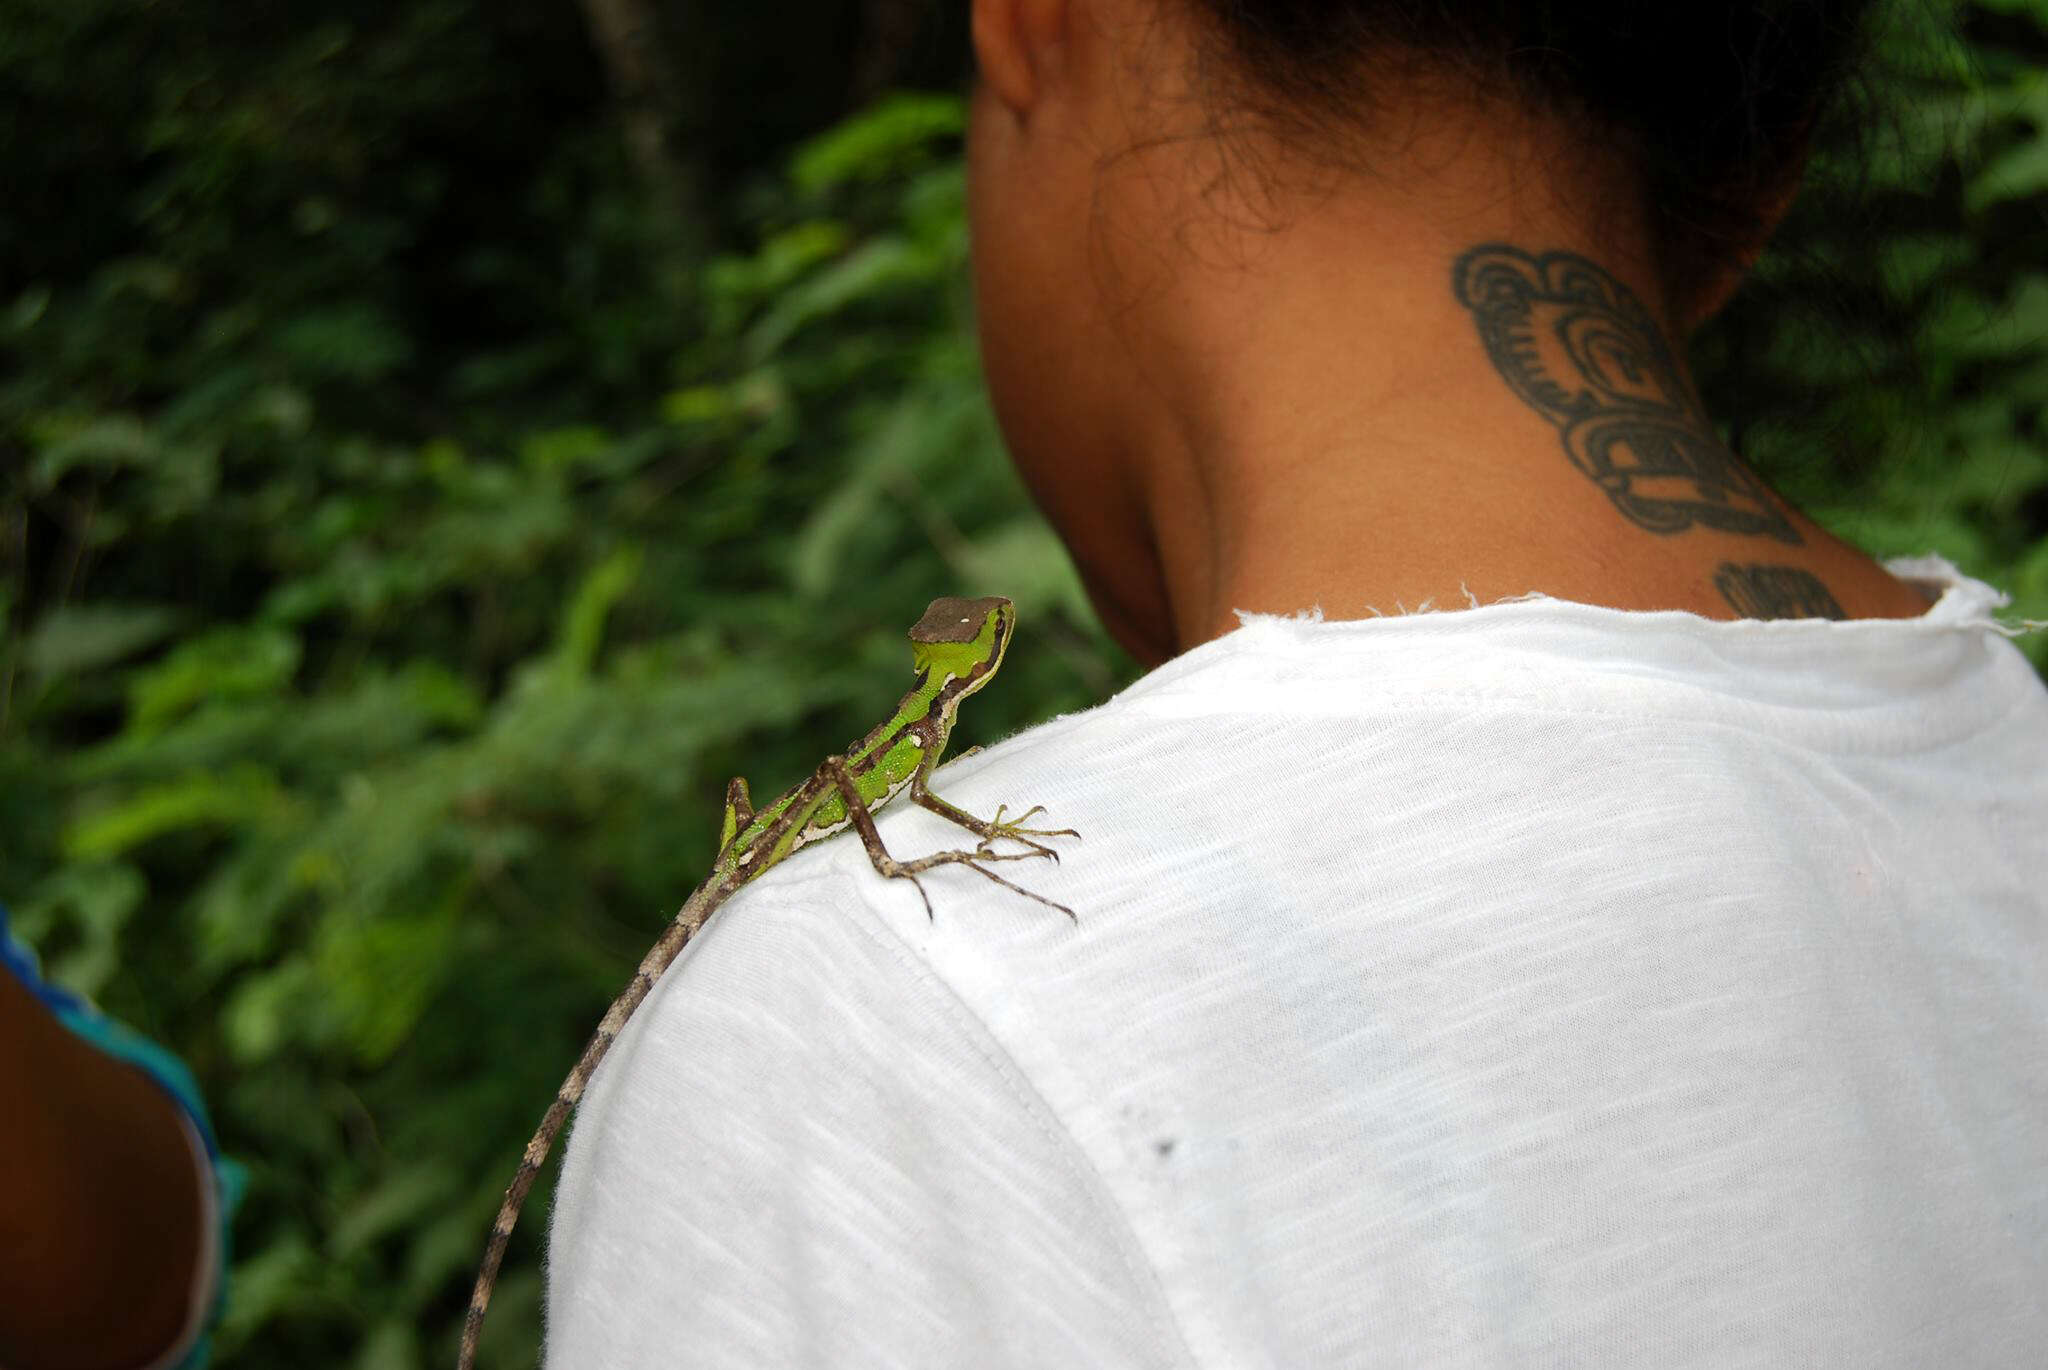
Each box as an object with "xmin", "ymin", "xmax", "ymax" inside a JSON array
[
  {"xmin": 718, "ymin": 776, "xmax": 755, "ymax": 856},
  {"xmin": 823, "ymin": 759, "xmax": 1075, "ymax": 921}
]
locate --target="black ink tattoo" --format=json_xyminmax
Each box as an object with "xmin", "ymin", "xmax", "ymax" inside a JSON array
[
  {"xmin": 1714, "ymin": 562, "xmax": 1846, "ymax": 620},
  {"xmin": 1452, "ymin": 244, "xmax": 1800, "ymax": 545}
]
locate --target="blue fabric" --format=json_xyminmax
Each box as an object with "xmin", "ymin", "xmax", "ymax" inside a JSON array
[{"xmin": 1, "ymin": 901, "xmax": 241, "ymax": 1370}]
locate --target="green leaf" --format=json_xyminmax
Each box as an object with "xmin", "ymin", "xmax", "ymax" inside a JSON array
[
  {"xmin": 707, "ymin": 221, "xmax": 853, "ymax": 314},
  {"xmin": 19, "ymin": 863, "xmax": 146, "ymax": 998},
  {"xmin": 275, "ymin": 303, "xmax": 415, "ymax": 384},
  {"xmin": 126, "ymin": 625, "xmax": 301, "ymax": 733},
  {"xmin": 216, "ymin": 1233, "xmax": 319, "ymax": 1348},
  {"xmin": 354, "ymin": 1320, "xmax": 421, "ymax": 1370},
  {"xmin": 330, "ymin": 1163, "xmax": 461, "ymax": 1257},
  {"xmin": 943, "ymin": 518, "xmax": 1096, "ymax": 626},
  {"xmin": 518, "ymin": 424, "xmax": 611, "ymax": 474},
  {"xmin": 403, "ymin": 1204, "xmax": 494, "ymax": 1305},
  {"xmin": 742, "ymin": 236, "xmax": 929, "ymax": 365},
  {"xmin": 789, "ymin": 93, "xmax": 965, "ymax": 193},
  {"xmin": 6, "ymin": 283, "xmax": 50, "ymax": 332},
  {"xmin": 354, "ymin": 1319, "xmax": 422, "ymax": 1370},
  {"xmin": 30, "ymin": 415, "xmax": 160, "ymax": 487},
  {"xmin": 222, "ymin": 955, "xmax": 322, "ymax": 1064},
  {"xmin": 1969, "ymin": 129, "xmax": 2048, "ymax": 211},
  {"xmin": 314, "ymin": 887, "xmax": 463, "ymax": 1067},
  {"xmin": 194, "ymin": 840, "xmax": 311, "ymax": 974},
  {"xmin": 552, "ymin": 545, "xmax": 643, "ymax": 680},
  {"xmin": 21, "ymin": 603, "xmax": 179, "ymax": 680},
  {"xmin": 64, "ymin": 764, "xmax": 290, "ymax": 860},
  {"xmin": 790, "ymin": 460, "xmax": 901, "ymax": 600},
  {"xmin": 1971, "ymin": 0, "xmax": 2048, "ymax": 21}
]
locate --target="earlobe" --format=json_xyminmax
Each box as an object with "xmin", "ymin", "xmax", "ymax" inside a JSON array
[
  {"xmin": 971, "ymin": 0, "xmax": 1069, "ymax": 116},
  {"xmin": 1677, "ymin": 128, "xmax": 1813, "ymax": 333}
]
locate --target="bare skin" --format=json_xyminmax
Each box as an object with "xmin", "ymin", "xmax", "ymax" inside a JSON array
[
  {"xmin": 966, "ymin": 0, "xmax": 1934, "ymax": 666},
  {"xmin": 0, "ymin": 969, "xmax": 202, "ymax": 1370}
]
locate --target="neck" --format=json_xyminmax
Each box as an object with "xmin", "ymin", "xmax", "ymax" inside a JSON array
[{"xmin": 1032, "ymin": 100, "xmax": 1927, "ymax": 659}]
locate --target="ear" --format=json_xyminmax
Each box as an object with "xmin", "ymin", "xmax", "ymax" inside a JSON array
[
  {"xmin": 971, "ymin": 0, "xmax": 1070, "ymax": 115},
  {"xmin": 1677, "ymin": 128, "xmax": 1813, "ymax": 333}
]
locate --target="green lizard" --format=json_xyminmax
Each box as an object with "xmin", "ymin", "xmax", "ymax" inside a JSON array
[{"xmin": 458, "ymin": 595, "xmax": 1075, "ymax": 1368}]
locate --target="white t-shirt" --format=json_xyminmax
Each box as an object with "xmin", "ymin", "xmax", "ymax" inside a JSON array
[{"xmin": 546, "ymin": 555, "xmax": 2048, "ymax": 1368}]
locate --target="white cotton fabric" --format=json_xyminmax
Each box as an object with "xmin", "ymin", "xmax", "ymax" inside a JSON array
[{"xmin": 545, "ymin": 555, "xmax": 2048, "ymax": 1369}]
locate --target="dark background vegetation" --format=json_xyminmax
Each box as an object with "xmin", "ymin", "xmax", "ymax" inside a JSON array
[{"xmin": 2, "ymin": 0, "xmax": 2043, "ymax": 1364}]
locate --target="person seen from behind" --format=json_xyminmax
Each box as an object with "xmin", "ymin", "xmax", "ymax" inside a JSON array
[{"xmin": 539, "ymin": 1, "xmax": 2048, "ymax": 1365}]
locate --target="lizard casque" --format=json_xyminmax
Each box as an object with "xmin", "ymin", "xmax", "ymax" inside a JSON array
[{"xmin": 457, "ymin": 595, "xmax": 1076, "ymax": 1367}]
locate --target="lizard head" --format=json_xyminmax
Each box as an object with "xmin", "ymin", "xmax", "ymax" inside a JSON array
[{"xmin": 908, "ymin": 595, "xmax": 1014, "ymax": 696}]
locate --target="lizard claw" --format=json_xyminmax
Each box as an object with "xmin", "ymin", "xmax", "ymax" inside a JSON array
[{"xmin": 981, "ymin": 804, "xmax": 1081, "ymax": 856}]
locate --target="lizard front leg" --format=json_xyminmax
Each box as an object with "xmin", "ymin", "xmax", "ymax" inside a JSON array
[
  {"xmin": 908, "ymin": 757, "xmax": 1079, "ymax": 861},
  {"xmin": 823, "ymin": 758, "xmax": 1074, "ymax": 920}
]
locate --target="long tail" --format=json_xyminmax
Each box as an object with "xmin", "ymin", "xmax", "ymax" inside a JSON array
[{"xmin": 458, "ymin": 879, "xmax": 726, "ymax": 1368}]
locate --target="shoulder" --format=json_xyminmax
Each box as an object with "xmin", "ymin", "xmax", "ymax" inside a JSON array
[{"xmin": 545, "ymin": 858, "xmax": 1184, "ymax": 1368}]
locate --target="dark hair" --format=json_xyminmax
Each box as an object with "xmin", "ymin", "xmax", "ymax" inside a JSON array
[{"xmin": 1181, "ymin": 0, "xmax": 1884, "ymax": 302}]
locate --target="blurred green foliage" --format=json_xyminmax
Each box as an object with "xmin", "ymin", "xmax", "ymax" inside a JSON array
[
  {"xmin": 0, "ymin": 0, "xmax": 2043, "ymax": 1365},
  {"xmin": 1691, "ymin": 0, "xmax": 2048, "ymax": 623}
]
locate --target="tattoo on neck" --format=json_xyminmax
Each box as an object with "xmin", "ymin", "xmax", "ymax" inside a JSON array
[
  {"xmin": 1452, "ymin": 243, "xmax": 1800, "ymax": 545},
  {"xmin": 1714, "ymin": 561, "xmax": 1846, "ymax": 620}
]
